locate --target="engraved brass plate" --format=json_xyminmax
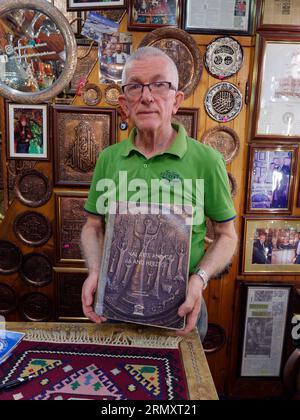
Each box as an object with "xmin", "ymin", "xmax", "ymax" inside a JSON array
[
  {"xmin": 0, "ymin": 240, "xmax": 22, "ymax": 274},
  {"xmin": 204, "ymin": 82, "xmax": 242, "ymax": 122},
  {"xmin": 202, "ymin": 125, "xmax": 240, "ymax": 164},
  {"xmin": 20, "ymin": 253, "xmax": 53, "ymax": 287},
  {"xmin": 20, "ymin": 292, "xmax": 52, "ymax": 322},
  {"xmin": 0, "ymin": 283, "xmax": 18, "ymax": 314},
  {"xmin": 15, "ymin": 169, "xmax": 52, "ymax": 207},
  {"xmin": 14, "ymin": 211, "xmax": 52, "ymax": 246}
]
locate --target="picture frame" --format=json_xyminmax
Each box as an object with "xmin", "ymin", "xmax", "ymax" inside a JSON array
[
  {"xmin": 252, "ymin": 33, "xmax": 300, "ymax": 140},
  {"xmin": 128, "ymin": 0, "xmax": 182, "ymax": 31},
  {"xmin": 172, "ymin": 108, "xmax": 199, "ymax": 139},
  {"xmin": 48, "ymin": 0, "xmax": 82, "ymax": 35},
  {"xmin": 256, "ymin": 0, "xmax": 300, "ymax": 32},
  {"xmin": 52, "ymin": 105, "xmax": 116, "ymax": 186},
  {"xmin": 54, "ymin": 190, "xmax": 88, "ymax": 265},
  {"xmin": 242, "ymin": 216, "xmax": 300, "ymax": 274},
  {"xmin": 6, "ymin": 103, "xmax": 49, "ymax": 160},
  {"xmin": 67, "ymin": 0, "xmax": 127, "ymax": 11},
  {"xmin": 239, "ymin": 282, "xmax": 292, "ymax": 377},
  {"xmin": 183, "ymin": 0, "xmax": 254, "ymax": 35},
  {"xmin": 246, "ymin": 144, "xmax": 298, "ymax": 214}
]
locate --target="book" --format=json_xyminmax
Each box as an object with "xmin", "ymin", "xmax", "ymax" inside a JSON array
[
  {"xmin": 94, "ymin": 202, "xmax": 192, "ymax": 330},
  {"xmin": 0, "ymin": 330, "xmax": 25, "ymax": 365}
]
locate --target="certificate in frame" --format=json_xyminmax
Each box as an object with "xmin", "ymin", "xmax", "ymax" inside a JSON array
[
  {"xmin": 239, "ymin": 282, "xmax": 291, "ymax": 378},
  {"xmin": 252, "ymin": 34, "xmax": 300, "ymax": 140},
  {"xmin": 257, "ymin": 0, "xmax": 300, "ymax": 32},
  {"xmin": 183, "ymin": 0, "xmax": 254, "ymax": 35}
]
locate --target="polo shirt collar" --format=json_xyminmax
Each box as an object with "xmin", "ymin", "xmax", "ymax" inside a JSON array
[{"xmin": 121, "ymin": 123, "xmax": 188, "ymax": 159}]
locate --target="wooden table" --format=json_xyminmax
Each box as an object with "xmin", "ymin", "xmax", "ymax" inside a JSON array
[{"xmin": 5, "ymin": 322, "xmax": 218, "ymax": 400}]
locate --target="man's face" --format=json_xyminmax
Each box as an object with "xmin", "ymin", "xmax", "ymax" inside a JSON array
[{"xmin": 119, "ymin": 56, "xmax": 184, "ymax": 133}]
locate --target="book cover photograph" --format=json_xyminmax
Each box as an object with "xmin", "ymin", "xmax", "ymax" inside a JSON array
[{"xmin": 94, "ymin": 202, "xmax": 192, "ymax": 330}]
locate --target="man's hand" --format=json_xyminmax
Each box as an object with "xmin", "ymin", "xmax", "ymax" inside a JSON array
[
  {"xmin": 176, "ymin": 274, "xmax": 204, "ymax": 336},
  {"xmin": 82, "ymin": 273, "xmax": 107, "ymax": 323}
]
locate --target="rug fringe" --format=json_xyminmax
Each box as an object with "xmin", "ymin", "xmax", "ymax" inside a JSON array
[{"xmin": 25, "ymin": 327, "xmax": 182, "ymax": 349}]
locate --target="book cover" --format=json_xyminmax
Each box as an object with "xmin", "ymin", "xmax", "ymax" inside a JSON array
[
  {"xmin": 94, "ymin": 202, "xmax": 192, "ymax": 330},
  {"xmin": 0, "ymin": 330, "xmax": 25, "ymax": 365}
]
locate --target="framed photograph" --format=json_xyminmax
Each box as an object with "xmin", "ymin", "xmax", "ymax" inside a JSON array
[
  {"xmin": 67, "ymin": 0, "xmax": 127, "ymax": 11},
  {"xmin": 253, "ymin": 33, "xmax": 300, "ymax": 139},
  {"xmin": 183, "ymin": 0, "xmax": 254, "ymax": 35},
  {"xmin": 52, "ymin": 105, "xmax": 116, "ymax": 186},
  {"xmin": 246, "ymin": 144, "xmax": 298, "ymax": 214},
  {"xmin": 242, "ymin": 217, "xmax": 300, "ymax": 274},
  {"xmin": 7, "ymin": 104, "xmax": 48, "ymax": 160},
  {"xmin": 128, "ymin": 0, "xmax": 182, "ymax": 31},
  {"xmin": 239, "ymin": 282, "xmax": 291, "ymax": 377},
  {"xmin": 54, "ymin": 191, "xmax": 88, "ymax": 265},
  {"xmin": 172, "ymin": 108, "xmax": 199, "ymax": 138},
  {"xmin": 257, "ymin": 0, "xmax": 300, "ymax": 32}
]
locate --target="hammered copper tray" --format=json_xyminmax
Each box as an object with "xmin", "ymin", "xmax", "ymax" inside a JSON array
[
  {"xmin": 0, "ymin": 283, "xmax": 18, "ymax": 314},
  {"xmin": 202, "ymin": 126, "xmax": 240, "ymax": 164},
  {"xmin": 0, "ymin": 240, "xmax": 22, "ymax": 275},
  {"xmin": 139, "ymin": 27, "xmax": 202, "ymax": 99},
  {"xmin": 104, "ymin": 84, "xmax": 122, "ymax": 106},
  {"xmin": 15, "ymin": 169, "xmax": 52, "ymax": 208},
  {"xmin": 13, "ymin": 211, "xmax": 52, "ymax": 247},
  {"xmin": 82, "ymin": 83, "xmax": 102, "ymax": 106},
  {"xmin": 20, "ymin": 253, "xmax": 53, "ymax": 287},
  {"xmin": 20, "ymin": 292, "xmax": 52, "ymax": 322}
]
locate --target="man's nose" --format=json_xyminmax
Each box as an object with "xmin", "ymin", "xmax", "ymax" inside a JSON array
[{"xmin": 140, "ymin": 85, "xmax": 154, "ymax": 102}]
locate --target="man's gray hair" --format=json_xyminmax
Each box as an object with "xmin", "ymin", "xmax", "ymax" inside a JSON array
[{"xmin": 122, "ymin": 46, "xmax": 179, "ymax": 89}]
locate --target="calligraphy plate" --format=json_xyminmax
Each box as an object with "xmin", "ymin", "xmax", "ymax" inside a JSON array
[
  {"xmin": 82, "ymin": 83, "xmax": 102, "ymax": 106},
  {"xmin": 15, "ymin": 169, "xmax": 52, "ymax": 208},
  {"xmin": 14, "ymin": 211, "xmax": 52, "ymax": 247},
  {"xmin": 104, "ymin": 84, "xmax": 122, "ymax": 106},
  {"xmin": 0, "ymin": 283, "xmax": 18, "ymax": 314},
  {"xmin": 205, "ymin": 36, "xmax": 243, "ymax": 79},
  {"xmin": 20, "ymin": 292, "xmax": 52, "ymax": 322},
  {"xmin": 202, "ymin": 126, "xmax": 240, "ymax": 164},
  {"xmin": 204, "ymin": 82, "xmax": 242, "ymax": 122},
  {"xmin": 139, "ymin": 28, "xmax": 202, "ymax": 99},
  {"xmin": 0, "ymin": 240, "xmax": 22, "ymax": 274},
  {"xmin": 20, "ymin": 253, "xmax": 53, "ymax": 287}
]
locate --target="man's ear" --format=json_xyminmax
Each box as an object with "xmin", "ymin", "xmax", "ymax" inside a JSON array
[
  {"xmin": 172, "ymin": 91, "xmax": 185, "ymax": 115},
  {"xmin": 118, "ymin": 95, "xmax": 129, "ymax": 118}
]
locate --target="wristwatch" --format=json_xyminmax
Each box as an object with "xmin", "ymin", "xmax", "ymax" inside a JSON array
[{"xmin": 194, "ymin": 268, "xmax": 209, "ymax": 290}]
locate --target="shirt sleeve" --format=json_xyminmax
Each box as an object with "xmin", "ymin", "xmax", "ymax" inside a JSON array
[{"xmin": 204, "ymin": 155, "xmax": 236, "ymax": 222}]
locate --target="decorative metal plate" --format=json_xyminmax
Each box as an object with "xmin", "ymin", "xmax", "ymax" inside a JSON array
[
  {"xmin": 14, "ymin": 211, "xmax": 52, "ymax": 247},
  {"xmin": 0, "ymin": 283, "xmax": 18, "ymax": 314},
  {"xmin": 20, "ymin": 253, "xmax": 53, "ymax": 288},
  {"xmin": 104, "ymin": 84, "xmax": 122, "ymax": 106},
  {"xmin": 0, "ymin": 240, "xmax": 22, "ymax": 275},
  {"xmin": 20, "ymin": 292, "xmax": 52, "ymax": 322},
  {"xmin": 205, "ymin": 36, "xmax": 243, "ymax": 80},
  {"xmin": 202, "ymin": 126, "xmax": 240, "ymax": 164},
  {"xmin": 82, "ymin": 83, "xmax": 102, "ymax": 106},
  {"xmin": 204, "ymin": 82, "xmax": 243, "ymax": 123},
  {"xmin": 15, "ymin": 169, "xmax": 52, "ymax": 208},
  {"xmin": 202, "ymin": 323, "xmax": 226, "ymax": 354},
  {"xmin": 228, "ymin": 172, "xmax": 238, "ymax": 199},
  {"xmin": 139, "ymin": 28, "xmax": 203, "ymax": 99}
]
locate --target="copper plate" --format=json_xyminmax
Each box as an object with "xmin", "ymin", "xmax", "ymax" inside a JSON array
[
  {"xmin": 20, "ymin": 253, "xmax": 53, "ymax": 288},
  {"xmin": 82, "ymin": 83, "xmax": 102, "ymax": 106},
  {"xmin": 15, "ymin": 169, "xmax": 52, "ymax": 208},
  {"xmin": 205, "ymin": 36, "xmax": 243, "ymax": 80},
  {"xmin": 104, "ymin": 84, "xmax": 122, "ymax": 106},
  {"xmin": 20, "ymin": 292, "xmax": 52, "ymax": 322},
  {"xmin": 202, "ymin": 323, "xmax": 226, "ymax": 354},
  {"xmin": 204, "ymin": 82, "xmax": 242, "ymax": 122},
  {"xmin": 139, "ymin": 28, "xmax": 202, "ymax": 99},
  {"xmin": 202, "ymin": 126, "xmax": 240, "ymax": 164},
  {"xmin": 14, "ymin": 211, "xmax": 52, "ymax": 247},
  {"xmin": 0, "ymin": 283, "xmax": 18, "ymax": 314},
  {"xmin": 228, "ymin": 172, "xmax": 238, "ymax": 198},
  {"xmin": 0, "ymin": 240, "xmax": 22, "ymax": 274}
]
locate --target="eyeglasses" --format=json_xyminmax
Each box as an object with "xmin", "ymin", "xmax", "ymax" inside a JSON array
[{"xmin": 122, "ymin": 81, "xmax": 177, "ymax": 98}]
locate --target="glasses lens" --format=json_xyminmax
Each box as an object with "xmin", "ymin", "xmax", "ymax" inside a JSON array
[
  {"xmin": 150, "ymin": 82, "xmax": 169, "ymax": 94},
  {"xmin": 124, "ymin": 84, "xmax": 142, "ymax": 96}
]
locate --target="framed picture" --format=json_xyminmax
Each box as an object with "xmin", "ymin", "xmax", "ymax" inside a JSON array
[
  {"xmin": 257, "ymin": 0, "xmax": 300, "ymax": 32},
  {"xmin": 239, "ymin": 282, "xmax": 291, "ymax": 377},
  {"xmin": 67, "ymin": 0, "xmax": 127, "ymax": 11},
  {"xmin": 52, "ymin": 105, "xmax": 116, "ymax": 186},
  {"xmin": 55, "ymin": 191, "xmax": 88, "ymax": 265},
  {"xmin": 172, "ymin": 108, "xmax": 199, "ymax": 138},
  {"xmin": 246, "ymin": 144, "xmax": 298, "ymax": 214},
  {"xmin": 128, "ymin": 0, "xmax": 182, "ymax": 31},
  {"xmin": 242, "ymin": 217, "xmax": 300, "ymax": 274},
  {"xmin": 183, "ymin": 0, "xmax": 254, "ymax": 35},
  {"xmin": 7, "ymin": 104, "xmax": 48, "ymax": 160},
  {"xmin": 48, "ymin": 0, "xmax": 82, "ymax": 35},
  {"xmin": 252, "ymin": 33, "xmax": 300, "ymax": 140}
]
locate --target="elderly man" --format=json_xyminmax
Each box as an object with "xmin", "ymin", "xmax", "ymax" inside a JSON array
[{"xmin": 81, "ymin": 47, "xmax": 237, "ymax": 339}]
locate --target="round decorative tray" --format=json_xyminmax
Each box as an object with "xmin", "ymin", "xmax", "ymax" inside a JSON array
[
  {"xmin": 0, "ymin": 240, "xmax": 22, "ymax": 275},
  {"xmin": 202, "ymin": 126, "xmax": 240, "ymax": 164},
  {"xmin": 202, "ymin": 323, "xmax": 226, "ymax": 354},
  {"xmin": 204, "ymin": 82, "xmax": 243, "ymax": 122},
  {"xmin": 82, "ymin": 83, "xmax": 102, "ymax": 106},
  {"xmin": 205, "ymin": 36, "xmax": 243, "ymax": 79},
  {"xmin": 104, "ymin": 83, "xmax": 122, "ymax": 106},
  {"xmin": 15, "ymin": 169, "xmax": 52, "ymax": 208},
  {"xmin": 20, "ymin": 253, "xmax": 53, "ymax": 287},
  {"xmin": 20, "ymin": 292, "xmax": 52, "ymax": 322},
  {"xmin": 13, "ymin": 211, "xmax": 52, "ymax": 247},
  {"xmin": 0, "ymin": 283, "xmax": 18, "ymax": 314}
]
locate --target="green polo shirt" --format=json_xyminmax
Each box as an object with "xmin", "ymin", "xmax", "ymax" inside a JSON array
[{"xmin": 85, "ymin": 124, "xmax": 236, "ymax": 272}]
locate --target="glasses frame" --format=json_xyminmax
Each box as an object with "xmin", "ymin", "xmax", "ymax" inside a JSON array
[{"xmin": 122, "ymin": 81, "xmax": 177, "ymax": 98}]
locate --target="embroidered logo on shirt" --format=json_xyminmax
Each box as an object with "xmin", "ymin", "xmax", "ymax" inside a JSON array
[{"xmin": 160, "ymin": 170, "xmax": 183, "ymax": 184}]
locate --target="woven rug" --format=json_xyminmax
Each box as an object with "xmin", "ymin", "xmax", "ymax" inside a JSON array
[{"xmin": 0, "ymin": 328, "xmax": 189, "ymax": 400}]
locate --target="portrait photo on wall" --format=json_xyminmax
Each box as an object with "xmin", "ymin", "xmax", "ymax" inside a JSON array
[
  {"xmin": 247, "ymin": 145, "xmax": 297, "ymax": 213},
  {"xmin": 128, "ymin": 0, "xmax": 181, "ymax": 30},
  {"xmin": 7, "ymin": 104, "xmax": 48, "ymax": 160},
  {"xmin": 67, "ymin": 0, "xmax": 127, "ymax": 11},
  {"xmin": 243, "ymin": 217, "xmax": 300, "ymax": 274}
]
